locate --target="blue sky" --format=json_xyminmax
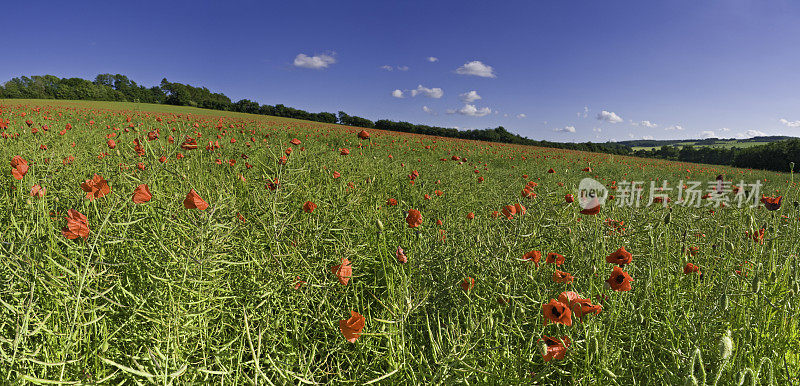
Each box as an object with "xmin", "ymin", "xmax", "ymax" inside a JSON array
[{"xmin": 3, "ymin": 0, "xmax": 800, "ymax": 142}]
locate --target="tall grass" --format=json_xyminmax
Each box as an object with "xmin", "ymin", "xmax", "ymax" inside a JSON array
[{"xmin": 0, "ymin": 100, "xmax": 797, "ymax": 384}]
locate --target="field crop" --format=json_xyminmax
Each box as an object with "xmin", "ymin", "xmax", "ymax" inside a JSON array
[{"xmin": 1, "ymin": 100, "xmax": 798, "ymax": 384}]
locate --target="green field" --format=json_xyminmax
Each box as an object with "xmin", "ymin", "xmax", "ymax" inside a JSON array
[{"xmin": 1, "ymin": 99, "xmax": 798, "ymax": 384}]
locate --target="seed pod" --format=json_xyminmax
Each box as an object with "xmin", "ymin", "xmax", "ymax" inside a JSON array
[
  {"xmin": 602, "ymin": 368, "xmax": 617, "ymax": 379},
  {"xmin": 376, "ymin": 219, "xmax": 384, "ymax": 232}
]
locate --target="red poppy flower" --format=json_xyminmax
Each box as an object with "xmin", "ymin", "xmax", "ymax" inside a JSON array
[
  {"xmin": 339, "ymin": 311, "xmax": 365, "ymax": 343},
  {"xmin": 579, "ymin": 204, "xmax": 602, "ymax": 215},
  {"xmin": 303, "ymin": 201, "xmax": 317, "ymax": 213},
  {"xmin": 30, "ymin": 184, "xmax": 46, "ymax": 198},
  {"xmin": 606, "ymin": 266, "xmax": 633, "ymax": 291},
  {"xmin": 552, "ymin": 270, "xmax": 574, "ymax": 284},
  {"xmin": 183, "ymin": 189, "xmax": 209, "ymax": 210},
  {"xmin": 80, "ymin": 174, "xmax": 112, "ymax": 200},
  {"xmin": 340, "ymin": 148, "xmax": 350, "ymax": 155},
  {"xmin": 546, "ymin": 252, "xmax": 565, "ymax": 266},
  {"xmin": 332, "ymin": 171, "xmax": 341, "ymax": 179},
  {"xmin": 181, "ymin": 137, "xmax": 198, "ymax": 150},
  {"xmin": 539, "ymin": 336, "xmax": 570, "ymax": 362},
  {"xmin": 521, "ymin": 187, "xmax": 536, "ymax": 198},
  {"xmin": 746, "ymin": 228, "xmax": 765, "ymax": 244},
  {"xmin": 547, "ymin": 168, "xmax": 555, "ymax": 173},
  {"xmin": 501, "ymin": 205, "xmax": 516, "ymax": 219},
  {"xmin": 565, "ymin": 194, "xmax": 574, "ymax": 203},
  {"xmin": 290, "ymin": 138, "xmax": 301, "ymax": 146},
  {"xmin": 762, "ymin": 195, "xmax": 782, "ymax": 211},
  {"xmin": 107, "ymin": 139, "xmax": 117, "ymax": 149},
  {"xmin": 556, "ymin": 291, "xmax": 579, "ymax": 308},
  {"xmin": 61, "ymin": 209, "xmax": 90, "ymax": 239},
  {"xmin": 560, "ymin": 292, "xmax": 602, "ymax": 319},
  {"xmin": 542, "ymin": 299, "xmax": 572, "ymax": 326},
  {"xmin": 461, "ymin": 277, "xmax": 475, "ymax": 292},
  {"xmin": 406, "ymin": 209, "xmax": 422, "ymax": 228},
  {"xmin": 387, "ymin": 198, "xmax": 398, "ymax": 206},
  {"xmin": 605, "ymin": 247, "xmax": 632, "ymax": 265},
  {"xmin": 523, "ymin": 250, "xmax": 542, "ymax": 266},
  {"xmin": 683, "ymin": 263, "xmax": 701, "ymax": 275},
  {"xmin": 357, "ymin": 130, "xmax": 370, "ymax": 140},
  {"xmin": 331, "ymin": 258, "xmax": 352, "ymax": 285},
  {"xmin": 466, "ymin": 212, "xmax": 475, "ymax": 220},
  {"xmin": 396, "ymin": 246, "xmax": 407, "ymax": 263},
  {"xmin": 10, "ymin": 156, "xmax": 28, "ymax": 180},
  {"xmin": 514, "ymin": 203, "xmax": 527, "ymax": 215},
  {"xmin": 132, "ymin": 184, "xmax": 152, "ymax": 204}
]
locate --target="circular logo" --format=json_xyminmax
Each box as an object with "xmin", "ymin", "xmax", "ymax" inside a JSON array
[{"xmin": 577, "ymin": 178, "xmax": 608, "ymax": 209}]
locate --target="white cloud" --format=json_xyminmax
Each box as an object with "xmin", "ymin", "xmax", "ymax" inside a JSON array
[
  {"xmin": 455, "ymin": 60, "xmax": 496, "ymax": 78},
  {"xmin": 664, "ymin": 125, "xmax": 684, "ymax": 131},
  {"xmin": 448, "ymin": 104, "xmax": 492, "ymax": 117},
  {"xmin": 780, "ymin": 118, "xmax": 800, "ymax": 128},
  {"xmin": 391, "ymin": 89, "xmax": 404, "ymax": 98},
  {"xmin": 633, "ymin": 120, "xmax": 657, "ymax": 128},
  {"xmin": 380, "ymin": 65, "xmax": 393, "ymax": 71},
  {"xmin": 422, "ymin": 106, "xmax": 437, "ymax": 115},
  {"xmin": 577, "ymin": 106, "xmax": 589, "ymax": 118},
  {"xmin": 516, "ymin": 113, "xmax": 527, "ymax": 119},
  {"xmin": 745, "ymin": 129, "xmax": 766, "ymax": 137},
  {"xmin": 596, "ymin": 110, "xmax": 623, "ymax": 123},
  {"xmin": 719, "ymin": 127, "xmax": 731, "ymax": 132},
  {"xmin": 397, "ymin": 65, "xmax": 409, "ymax": 71},
  {"xmin": 554, "ymin": 126, "xmax": 576, "ymax": 133},
  {"xmin": 592, "ymin": 127, "xmax": 602, "ymax": 132},
  {"xmin": 700, "ymin": 130, "xmax": 716, "ymax": 138},
  {"xmin": 410, "ymin": 85, "xmax": 443, "ymax": 98},
  {"xmin": 459, "ymin": 90, "xmax": 481, "ymax": 103},
  {"xmin": 293, "ymin": 53, "xmax": 336, "ymax": 69},
  {"xmin": 427, "ymin": 56, "xmax": 439, "ymax": 62},
  {"xmin": 642, "ymin": 135, "xmax": 654, "ymax": 140}
]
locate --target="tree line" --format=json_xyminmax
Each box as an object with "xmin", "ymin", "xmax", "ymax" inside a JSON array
[
  {"xmin": 632, "ymin": 141, "xmax": 800, "ymax": 173},
  {"xmin": 1, "ymin": 74, "xmax": 797, "ymax": 172}
]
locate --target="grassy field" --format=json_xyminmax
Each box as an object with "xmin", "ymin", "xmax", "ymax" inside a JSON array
[
  {"xmin": 631, "ymin": 140, "xmax": 776, "ymax": 152},
  {"xmin": 1, "ymin": 99, "xmax": 798, "ymax": 384}
]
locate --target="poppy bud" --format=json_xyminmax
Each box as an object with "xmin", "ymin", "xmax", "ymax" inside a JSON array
[
  {"xmin": 718, "ymin": 293, "xmax": 729, "ymax": 312},
  {"xmin": 718, "ymin": 330, "xmax": 733, "ymax": 360},
  {"xmin": 538, "ymin": 341, "xmax": 549, "ymax": 357},
  {"xmin": 751, "ymin": 271, "xmax": 761, "ymax": 293},
  {"xmin": 376, "ymin": 219, "xmax": 384, "ymax": 232}
]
